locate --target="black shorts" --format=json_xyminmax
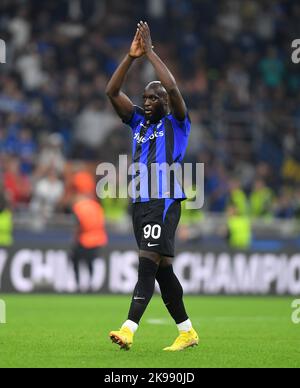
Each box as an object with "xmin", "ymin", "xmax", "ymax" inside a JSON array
[{"xmin": 132, "ymin": 199, "xmax": 181, "ymax": 258}]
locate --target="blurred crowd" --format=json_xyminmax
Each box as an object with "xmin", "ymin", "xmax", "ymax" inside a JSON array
[{"xmin": 0, "ymin": 0, "xmax": 300, "ymax": 222}]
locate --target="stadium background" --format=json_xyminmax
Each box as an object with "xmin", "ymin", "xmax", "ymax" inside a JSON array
[
  {"xmin": 0, "ymin": 0, "xmax": 300, "ymax": 370},
  {"xmin": 0, "ymin": 0, "xmax": 300, "ymax": 295}
]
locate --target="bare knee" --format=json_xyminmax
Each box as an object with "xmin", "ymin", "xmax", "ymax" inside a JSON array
[
  {"xmin": 160, "ymin": 256, "xmax": 173, "ymax": 268},
  {"xmin": 139, "ymin": 250, "xmax": 161, "ymax": 265}
]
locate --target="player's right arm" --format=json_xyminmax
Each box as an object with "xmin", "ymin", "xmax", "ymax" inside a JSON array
[{"xmin": 106, "ymin": 30, "xmax": 145, "ymax": 122}]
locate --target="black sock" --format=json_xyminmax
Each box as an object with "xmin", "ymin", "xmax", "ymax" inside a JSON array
[
  {"xmin": 87, "ymin": 258, "xmax": 94, "ymax": 280},
  {"xmin": 72, "ymin": 259, "xmax": 80, "ymax": 286},
  {"xmin": 128, "ymin": 257, "xmax": 158, "ymax": 324},
  {"xmin": 156, "ymin": 265, "xmax": 189, "ymax": 324}
]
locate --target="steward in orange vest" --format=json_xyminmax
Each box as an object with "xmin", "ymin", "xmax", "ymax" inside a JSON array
[{"xmin": 71, "ymin": 172, "xmax": 108, "ymax": 290}]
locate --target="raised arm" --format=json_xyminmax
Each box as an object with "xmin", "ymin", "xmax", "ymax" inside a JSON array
[
  {"xmin": 106, "ymin": 30, "xmax": 145, "ymax": 122},
  {"xmin": 138, "ymin": 21, "xmax": 187, "ymax": 121}
]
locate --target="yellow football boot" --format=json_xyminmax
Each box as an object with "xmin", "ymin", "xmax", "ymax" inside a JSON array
[
  {"xmin": 163, "ymin": 328, "xmax": 199, "ymax": 351},
  {"xmin": 109, "ymin": 327, "xmax": 134, "ymax": 351}
]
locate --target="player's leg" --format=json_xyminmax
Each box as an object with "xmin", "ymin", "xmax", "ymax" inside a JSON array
[
  {"xmin": 156, "ymin": 257, "xmax": 199, "ymax": 351},
  {"xmin": 110, "ymin": 202, "xmax": 162, "ymax": 350},
  {"xmin": 126, "ymin": 250, "xmax": 160, "ymax": 325},
  {"xmin": 123, "ymin": 201, "xmax": 169, "ymax": 328},
  {"xmin": 110, "ymin": 250, "xmax": 160, "ymax": 350},
  {"xmin": 155, "ymin": 200, "xmax": 198, "ymax": 350},
  {"xmin": 156, "ymin": 256, "xmax": 189, "ymax": 325},
  {"xmin": 126, "ymin": 204, "xmax": 163, "ymax": 329},
  {"xmin": 155, "ymin": 200, "xmax": 185, "ymax": 322}
]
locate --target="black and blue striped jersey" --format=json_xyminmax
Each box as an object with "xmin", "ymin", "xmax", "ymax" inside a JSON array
[{"xmin": 125, "ymin": 106, "xmax": 191, "ymax": 203}]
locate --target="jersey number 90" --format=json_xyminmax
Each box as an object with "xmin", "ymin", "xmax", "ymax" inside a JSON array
[{"xmin": 143, "ymin": 224, "xmax": 161, "ymax": 240}]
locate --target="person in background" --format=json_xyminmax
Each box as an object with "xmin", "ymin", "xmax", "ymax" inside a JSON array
[
  {"xmin": 0, "ymin": 191, "xmax": 13, "ymax": 248},
  {"xmin": 226, "ymin": 205, "xmax": 252, "ymax": 250},
  {"xmin": 228, "ymin": 178, "xmax": 249, "ymax": 216},
  {"xmin": 3, "ymin": 156, "xmax": 32, "ymax": 209},
  {"xmin": 36, "ymin": 133, "xmax": 66, "ymax": 177},
  {"xmin": 30, "ymin": 166, "xmax": 65, "ymax": 222},
  {"xmin": 250, "ymin": 179, "xmax": 274, "ymax": 219},
  {"xmin": 71, "ymin": 171, "xmax": 108, "ymax": 291}
]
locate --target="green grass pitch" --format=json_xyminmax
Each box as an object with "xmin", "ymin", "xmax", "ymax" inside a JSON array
[{"xmin": 0, "ymin": 295, "xmax": 299, "ymax": 368}]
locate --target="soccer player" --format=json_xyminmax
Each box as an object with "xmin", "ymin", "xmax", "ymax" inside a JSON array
[{"xmin": 106, "ymin": 21, "xmax": 199, "ymax": 351}]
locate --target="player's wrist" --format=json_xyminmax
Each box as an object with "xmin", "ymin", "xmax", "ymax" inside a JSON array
[
  {"xmin": 146, "ymin": 48, "xmax": 155, "ymax": 58},
  {"xmin": 128, "ymin": 53, "xmax": 137, "ymax": 60}
]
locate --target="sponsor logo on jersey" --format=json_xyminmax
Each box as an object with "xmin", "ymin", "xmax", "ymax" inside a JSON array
[{"xmin": 134, "ymin": 130, "xmax": 164, "ymax": 144}]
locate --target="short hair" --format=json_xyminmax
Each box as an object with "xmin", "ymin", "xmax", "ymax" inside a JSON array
[{"xmin": 145, "ymin": 81, "xmax": 168, "ymax": 100}]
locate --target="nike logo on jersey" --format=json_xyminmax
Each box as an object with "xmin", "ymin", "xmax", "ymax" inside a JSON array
[{"xmin": 147, "ymin": 243, "xmax": 160, "ymax": 247}]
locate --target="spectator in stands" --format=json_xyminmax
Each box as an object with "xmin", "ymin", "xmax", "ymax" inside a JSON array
[
  {"xmin": 30, "ymin": 166, "xmax": 64, "ymax": 221},
  {"xmin": 274, "ymin": 189, "xmax": 296, "ymax": 219},
  {"xmin": 16, "ymin": 128, "xmax": 37, "ymax": 175},
  {"xmin": 36, "ymin": 133, "xmax": 66, "ymax": 177},
  {"xmin": 226, "ymin": 204, "xmax": 252, "ymax": 250},
  {"xmin": 228, "ymin": 178, "xmax": 249, "ymax": 216},
  {"xmin": 250, "ymin": 179, "xmax": 274, "ymax": 219},
  {"xmin": 0, "ymin": 190, "xmax": 13, "ymax": 248},
  {"xmin": 259, "ymin": 46, "xmax": 285, "ymax": 89},
  {"xmin": 74, "ymin": 100, "xmax": 118, "ymax": 154},
  {"xmin": 3, "ymin": 156, "xmax": 32, "ymax": 209}
]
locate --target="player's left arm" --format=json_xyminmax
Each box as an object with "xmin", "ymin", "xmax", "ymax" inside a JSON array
[{"xmin": 138, "ymin": 21, "xmax": 187, "ymax": 122}]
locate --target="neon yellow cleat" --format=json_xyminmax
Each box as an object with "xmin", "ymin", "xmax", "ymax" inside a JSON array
[
  {"xmin": 163, "ymin": 328, "xmax": 199, "ymax": 351},
  {"xmin": 109, "ymin": 327, "xmax": 134, "ymax": 351}
]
